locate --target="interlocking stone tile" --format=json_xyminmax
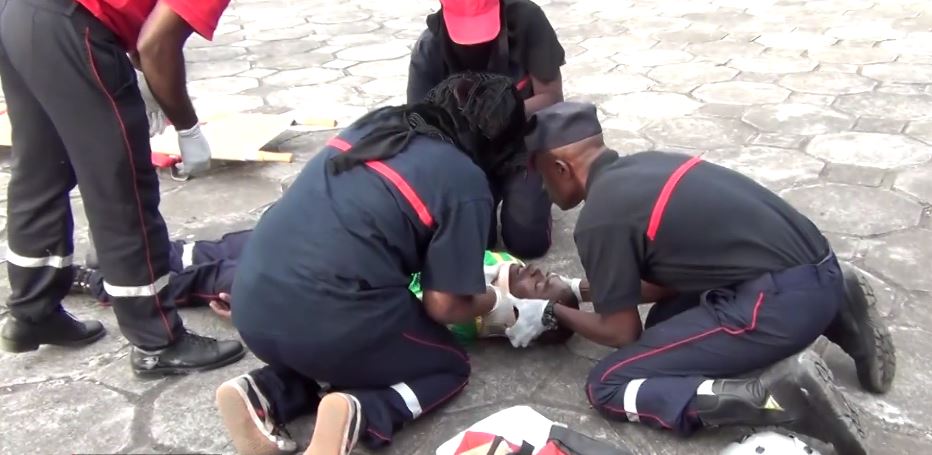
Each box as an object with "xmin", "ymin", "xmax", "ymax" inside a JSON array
[
  {"xmin": 693, "ymin": 81, "xmax": 790, "ymax": 105},
  {"xmin": 336, "ymin": 42, "xmax": 411, "ymax": 62},
  {"xmin": 781, "ymin": 183, "xmax": 922, "ymax": 236},
  {"xmin": 865, "ymin": 229, "xmax": 932, "ymax": 292},
  {"xmin": 346, "ymin": 57, "xmax": 409, "ymax": 78},
  {"xmin": 905, "ymin": 119, "xmax": 932, "ymax": 144},
  {"xmin": 612, "ymin": 49, "xmax": 694, "ymax": 67},
  {"xmin": 601, "ymin": 92, "xmax": 702, "ymax": 125},
  {"xmin": 697, "ymin": 103, "xmax": 748, "ymax": 119},
  {"xmin": 854, "ymin": 117, "xmax": 906, "ymax": 134},
  {"xmin": 647, "ymin": 62, "xmax": 738, "ymax": 91},
  {"xmin": 307, "ymin": 9, "xmax": 371, "ymax": 24},
  {"xmin": 0, "ymin": 381, "xmax": 134, "ymax": 454},
  {"xmin": 727, "ymin": 55, "xmax": 819, "ymax": 73},
  {"xmin": 750, "ymin": 132, "xmax": 807, "ymax": 149},
  {"xmin": 578, "ymin": 36, "xmax": 657, "ymax": 58},
  {"xmin": 253, "ymin": 51, "xmax": 335, "ymax": 70},
  {"xmin": 602, "ymin": 128, "xmax": 654, "ymax": 155},
  {"xmin": 788, "ymin": 93, "xmax": 837, "ymax": 106},
  {"xmin": 876, "ymin": 83, "xmax": 928, "ymax": 95},
  {"xmin": 862, "ymin": 63, "xmax": 932, "ymax": 84},
  {"xmin": 702, "ymin": 146, "xmax": 825, "ymax": 191},
  {"xmin": 894, "ymin": 164, "xmax": 932, "ymax": 204},
  {"xmin": 188, "ymin": 76, "xmax": 259, "ymax": 96},
  {"xmin": 186, "ymin": 59, "xmax": 251, "ymax": 80},
  {"xmin": 623, "ymin": 16, "xmax": 691, "ymax": 35},
  {"xmin": 642, "ymin": 117, "xmax": 756, "ymax": 150},
  {"xmin": 683, "ymin": 10, "xmax": 755, "ymax": 25},
  {"xmin": 191, "ymin": 94, "xmax": 265, "ymax": 119},
  {"xmin": 807, "ymin": 46, "xmax": 898, "ymax": 64},
  {"xmin": 826, "ymin": 24, "xmax": 907, "ymax": 41},
  {"xmin": 818, "ymin": 62, "xmax": 860, "ymax": 73},
  {"xmin": 822, "ymin": 163, "xmax": 886, "ymax": 187},
  {"xmin": 360, "ymin": 76, "xmax": 407, "ymax": 97},
  {"xmin": 185, "ymin": 46, "xmax": 248, "ymax": 63},
  {"xmin": 653, "ymin": 28, "xmax": 727, "ymax": 44},
  {"xmin": 242, "ymin": 22, "xmax": 322, "ymax": 41},
  {"xmin": 686, "ymin": 41, "xmax": 766, "ymax": 63},
  {"xmin": 742, "ymin": 103, "xmax": 854, "ymax": 136},
  {"xmin": 568, "ymin": 74, "xmax": 654, "ymax": 96},
  {"xmin": 778, "ymin": 72, "xmax": 876, "ymax": 95},
  {"xmin": 249, "ymin": 39, "xmax": 323, "ymax": 57},
  {"xmin": 807, "ymin": 132, "xmax": 932, "ymax": 169},
  {"xmin": 880, "ymin": 32, "xmax": 932, "ymax": 55},
  {"xmin": 834, "ymin": 92, "xmax": 932, "ymax": 120},
  {"xmin": 755, "ymin": 31, "xmax": 837, "ymax": 49},
  {"xmin": 262, "ymin": 67, "xmax": 344, "ymax": 87}
]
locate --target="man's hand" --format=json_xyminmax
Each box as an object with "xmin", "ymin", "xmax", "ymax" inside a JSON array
[
  {"xmin": 209, "ymin": 292, "xmax": 232, "ymax": 320},
  {"xmin": 136, "ymin": 70, "xmax": 168, "ymax": 137},
  {"xmin": 505, "ymin": 298, "xmax": 550, "ymax": 348},
  {"xmin": 176, "ymin": 123, "xmax": 211, "ymax": 175}
]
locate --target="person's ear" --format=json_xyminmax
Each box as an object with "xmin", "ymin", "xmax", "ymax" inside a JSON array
[{"xmin": 555, "ymin": 159, "xmax": 572, "ymax": 177}]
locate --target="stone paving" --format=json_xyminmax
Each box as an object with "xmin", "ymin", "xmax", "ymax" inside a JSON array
[{"xmin": 2, "ymin": 0, "xmax": 932, "ymax": 454}]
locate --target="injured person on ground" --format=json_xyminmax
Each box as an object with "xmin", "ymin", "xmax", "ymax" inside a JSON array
[{"xmin": 71, "ymin": 234, "xmax": 578, "ymax": 344}]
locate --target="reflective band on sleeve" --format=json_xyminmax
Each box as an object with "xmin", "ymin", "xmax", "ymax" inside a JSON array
[
  {"xmin": 390, "ymin": 382, "xmax": 423, "ymax": 419},
  {"xmin": 181, "ymin": 242, "xmax": 195, "ymax": 268},
  {"xmin": 6, "ymin": 246, "xmax": 73, "ymax": 269},
  {"xmin": 103, "ymin": 273, "xmax": 171, "ymax": 298},
  {"xmin": 623, "ymin": 378, "xmax": 646, "ymax": 422}
]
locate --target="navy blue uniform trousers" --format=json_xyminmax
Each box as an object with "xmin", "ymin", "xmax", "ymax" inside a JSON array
[
  {"xmin": 586, "ymin": 254, "xmax": 843, "ymax": 434},
  {"xmin": 89, "ymin": 230, "xmax": 249, "ymax": 307},
  {"xmin": 240, "ymin": 310, "xmax": 471, "ymax": 449}
]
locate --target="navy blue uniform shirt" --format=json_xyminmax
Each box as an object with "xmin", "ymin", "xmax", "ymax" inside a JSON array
[
  {"xmin": 231, "ymin": 119, "xmax": 493, "ymax": 347},
  {"xmin": 575, "ymin": 151, "xmax": 830, "ymax": 316}
]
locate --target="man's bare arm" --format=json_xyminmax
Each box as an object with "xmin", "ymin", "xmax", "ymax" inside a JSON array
[
  {"xmin": 524, "ymin": 70, "xmax": 563, "ymax": 116},
  {"xmin": 553, "ymin": 304, "xmax": 641, "ymax": 348},
  {"xmin": 577, "ymin": 279, "xmax": 675, "ymax": 304},
  {"xmin": 137, "ymin": 1, "xmax": 198, "ymax": 130}
]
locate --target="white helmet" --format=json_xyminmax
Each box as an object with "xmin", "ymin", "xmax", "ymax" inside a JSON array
[{"xmin": 720, "ymin": 431, "xmax": 821, "ymax": 455}]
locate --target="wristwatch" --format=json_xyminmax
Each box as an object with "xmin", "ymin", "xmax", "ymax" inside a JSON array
[{"xmin": 541, "ymin": 301, "xmax": 559, "ymax": 331}]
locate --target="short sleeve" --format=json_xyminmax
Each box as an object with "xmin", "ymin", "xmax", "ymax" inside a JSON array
[
  {"xmin": 164, "ymin": 0, "xmax": 231, "ymax": 40},
  {"xmin": 421, "ymin": 200, "xmax": 493, "ymax": 296},
  {"xmin": 407, "ymin": 31, "xmax": 445, "ymax": 104},
  {"xmin": 512, "ymin": 3, "xmax": 565, "ymax": 82},
  {"xmin": 574, "ymin": 224, "xmax": 642, "ymax": 315}
]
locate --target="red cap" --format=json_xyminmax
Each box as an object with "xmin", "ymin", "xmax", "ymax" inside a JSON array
[{"xmin": 440, "ymin": 0, "xmax": 501, "ymax": 45}]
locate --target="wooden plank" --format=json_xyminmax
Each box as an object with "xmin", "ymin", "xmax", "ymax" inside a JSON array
[{"xmin": 149, "ymin": 113, "xmax": 295, "ymax": 162}]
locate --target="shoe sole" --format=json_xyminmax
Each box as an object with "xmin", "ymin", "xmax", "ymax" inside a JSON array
[
  {"xmin": 133, "ymin": 346, "xmax": 247, "ymax": 377},
  {"xmin": 305, "ymin": 393, "xmax": 361, "ymax": 455},
  {"xmin": 842, "ymin": 265, "xmax": 896, "ymax": 394},
  {"xmin": 776, "ymin": 352, "xmax": 867, "ymax": 455},
  {"xmin": 0, "ymin": 326, "xmax": 107, "ymax": 353},
  {"xmin": 216, "ymin": 380, "xmax": 288, "ymax": 455}
]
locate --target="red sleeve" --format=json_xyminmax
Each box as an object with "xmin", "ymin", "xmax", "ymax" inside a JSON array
[{"xmin": 163, "ymin": 0, "xmax": 231, "ymax": 40}]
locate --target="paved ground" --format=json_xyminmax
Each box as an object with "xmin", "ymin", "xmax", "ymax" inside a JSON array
[{"xmin": 1, "ymin": 0, "xmax": 932, "ymax": 453}]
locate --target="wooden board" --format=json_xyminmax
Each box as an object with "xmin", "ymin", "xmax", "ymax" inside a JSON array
[
  {"xmin": 0, "ymin": 110, "xmax": 301, "ymax": 163},
  {"xmin": 149, "ymin": 113, "xmax": 296, "ymax": 162}
]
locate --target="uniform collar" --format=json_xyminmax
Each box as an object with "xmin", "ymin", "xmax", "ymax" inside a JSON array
[{"xmin": 585, "ymin": 149, "xmax": 619, "ymax": 193}]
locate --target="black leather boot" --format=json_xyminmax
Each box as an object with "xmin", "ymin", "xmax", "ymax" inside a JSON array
[
  {"xmin": 824, "ymin": 263, "xmax": 896, "ymax": 394},
  {"xmin": 70, "ymin": 264, "xmax": 97, "ymax": 296},
  {"xmin": 1, "ymin": 308, "xmax": 106, "ymax": 353},
  {"xmin": 692, "ymin": 351, "xmax": 867, "ymax": 455},
  {"xmin": 131, "ymin": 331, "xmax": 245, "ymax": 377}
]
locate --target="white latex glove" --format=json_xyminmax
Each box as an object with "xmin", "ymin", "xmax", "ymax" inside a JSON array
[
  {"xmin": 484, "ymin": 286, "xmax": 514, "ymax": 328},
  {"xmin": 176, "ymin": 123, "xmax": 212, "ymax": 175},
  {"xmin": 135, "ymin": 70, "xmax": 167, "ymax": 137},
  {"xmin": 505, "ymin": 297, "xmax": 550, "ymax": 348},
  {"xmin": 559, "ymin": 276, "xmax": 584, "ymax": 303}
]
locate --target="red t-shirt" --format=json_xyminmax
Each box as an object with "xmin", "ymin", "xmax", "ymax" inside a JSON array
[{"xmin": 76, "ymin": 0, "xmax": 231, "ymax": 50}]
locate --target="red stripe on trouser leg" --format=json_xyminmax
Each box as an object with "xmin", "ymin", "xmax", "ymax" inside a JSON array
[
  {"xmin": 83, "ymin": 28, "xmax": 174, "ymax": 340},
  {"xmin": 646, "ymin": 156, "xmax": 702, "ymax": 241}
]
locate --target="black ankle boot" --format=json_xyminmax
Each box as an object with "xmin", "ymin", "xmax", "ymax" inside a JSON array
[
  {"xmin": 824, "ymin": 264, "xmax": 896, "ymax": 394},
  {"xmin": 131, "ymin": 331, "xmax": 245, "ymax": 377},
  {"xmin": 692, "ymin": 352, "xmax": 867, "ymax": 455},
  {"xmin": 1, "ymin": 308, "xmax": 106, "ymax": 353}
]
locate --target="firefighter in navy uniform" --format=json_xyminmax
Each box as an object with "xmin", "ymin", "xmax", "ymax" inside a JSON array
[
  {"xmin": 507, "ymin": 102, "xmax": 896, "ymax": 455},
  {"xmin": 0, "ymin": 0, "xmax": 244, "ymax": 375},
  {"xmin": 407, "ymin": 0, "xmax": 566, "ymax": 259}
]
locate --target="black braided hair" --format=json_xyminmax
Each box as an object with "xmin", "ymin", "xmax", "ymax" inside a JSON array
[{"xmin": 327, "ymin": 72, "xmax": 529, "ymax": 180}]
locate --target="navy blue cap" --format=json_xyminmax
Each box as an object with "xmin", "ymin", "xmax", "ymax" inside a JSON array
[{"xmin": 525, "ymin": 102, "xmax": 602, "ymax": 154}]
